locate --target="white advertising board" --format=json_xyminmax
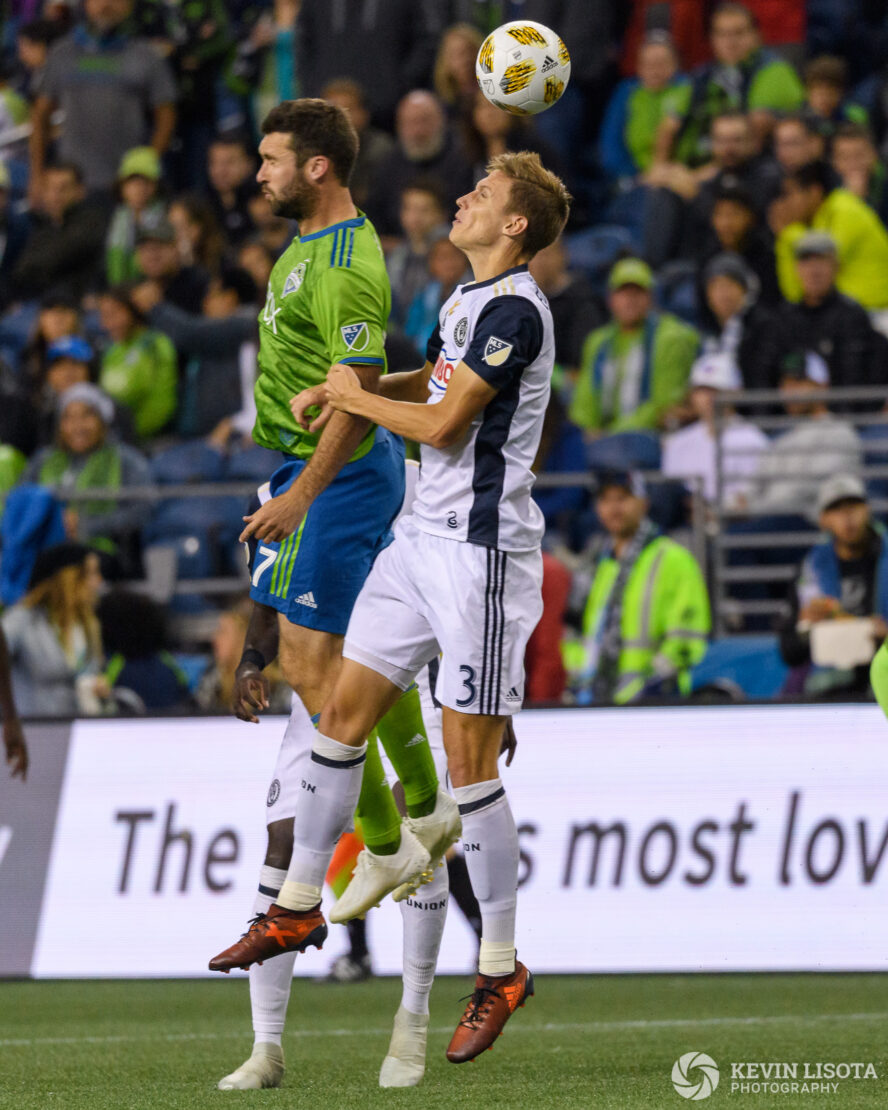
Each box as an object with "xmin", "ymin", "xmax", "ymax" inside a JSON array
[{"xmin": 25, "ymin": 704, "xmax": 888, "ymax": 977}]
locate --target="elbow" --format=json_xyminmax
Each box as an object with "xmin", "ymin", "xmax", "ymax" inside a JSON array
[{"xmin": 428, "ymin": 422, "xmax": 464, "ymax": 450}]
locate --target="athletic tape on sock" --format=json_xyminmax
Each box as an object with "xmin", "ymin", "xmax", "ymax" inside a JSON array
[
  {"xmin": 277, "ymin": 880, "xmax": 322, "ymax": 910},
  {"xmin": 453, "ymin": 778, "xmax": 505, "ymax": 816},
  {"xmin": 479, "ymin": 939, "xmax": 517, "ymax": 977},
  {"xmin": 311, "ymin": 732, "xmax": 367, "ymax": 768}
]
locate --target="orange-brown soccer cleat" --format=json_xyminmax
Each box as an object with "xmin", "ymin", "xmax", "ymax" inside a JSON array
[
  {"xmin": 445, "ymin": 961, "xmax": 534, "ymax": 1063},
  {"xmin": 208, "ymin": 904, "xmax": 327, "ymax": 972}
]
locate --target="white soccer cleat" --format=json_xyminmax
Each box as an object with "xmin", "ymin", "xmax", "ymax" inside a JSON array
[
  {"xmin": 392, "ymin": 790, "xmax": 462, "ymax": 902},
  {"xmin": 379, "ymin": 1005, "xmax": 429, "ymax": 1088},
  {"xmin": 217, "ymin": 1044, "xmax": 284, "ymax": 1090},
  {"xmin": 329, "ymin": 828, "xmax": 431, "ymax": 923}
]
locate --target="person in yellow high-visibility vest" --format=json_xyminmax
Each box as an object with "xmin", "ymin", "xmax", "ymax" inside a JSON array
[{"xmin": 576, "ymin": 470, "xmax": 711, "ymax": 704}]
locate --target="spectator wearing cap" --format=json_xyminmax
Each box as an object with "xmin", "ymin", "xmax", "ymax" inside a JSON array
[
  {"xmin": 831, "ymin": 123, "xmax": 888, "ymax": 228},
  {"xmin": 662, "ymin": 350, "xmax": 768, "ymax": 506},
  {"xmin": 779, "ymin": 475, "xmax": 888, "ymax": 698},
  {"xmin": 771, "ymin": 159, "xmax": 888, "ymax": 309},
  {"xmin": 28, "ymin": 0, "xmax": 176, "ymax": 197},
  {"xmin": 697, "ymin": 252, "xmax": 781, "ymax": 389},
  {"xmin": 133, "ymin": 266, "xmax": 259, "ymax": 438},
  {"xmin": 0, "ymin": 162, "xmax": 106, "ymax": 310},
  {"xmin": 36, "ymin": 335, "xmax": 95, "ymax": 442},
  {"xmin": 21, "ymin": 382, "xmax": 152, "ymax": 562},
  {"xmin": 695, "ymin": 177, "xmax": 780, "ymax": 313},
  {"xmin": 570, "ymin": 258, "xmax": 699, "ymax": 441},
  {"xmin": 0, "ymin": 542, "xmax": 106, "ymax": 717},
  {"xmin": 774, "ymin": 231, "xmax": 888, "ymax": 394},
  {"xmin": 133, "ymin": 219, "xmax": 209, "ymax": 314},
  {"xmin": 567, "ymin": 470, "xmax": 710, "ymax": 705},
  {"xmin": 97, "ymin": 285, "xmax": 177, "ymax": 440},
  {"xmin": 599, "ymin": 33, "xmax": 691, "ymax": 183},
  {"xmin": 655, "ymin": 2, "xmax": 803, "ymax": 169},
  {"xmin": 105, "ymin": 147, "xmax": 166, "ymax": 286},
  {"xmin": 740, "ymin": 354, "xmax": 862, "ymax": 517}
]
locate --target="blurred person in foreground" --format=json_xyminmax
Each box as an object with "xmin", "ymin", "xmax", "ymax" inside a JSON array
[
  {"xmin": 781, "ymin": 475, "xmax": 888, "ymax": 699},
  {"xmin": 569, "ymin": 470, "xmax": 710, "ymax": 705},
  {"xmin": 1, "ymin": 543, "xmax": 107, "ymax": 717}
]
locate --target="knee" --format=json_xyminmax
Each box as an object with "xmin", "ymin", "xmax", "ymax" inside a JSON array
[
  {"xmin": 264, "ymin": 819, "xmax": 294, "ymax": 870},
  {"xmin": 318, "ymin": 697, "xmax": 369, "ymax": 746}
]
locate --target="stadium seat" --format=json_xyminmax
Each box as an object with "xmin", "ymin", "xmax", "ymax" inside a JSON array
[{"xmin": 563, "ymin": 225, "xmax": 640, "ymax": 292}]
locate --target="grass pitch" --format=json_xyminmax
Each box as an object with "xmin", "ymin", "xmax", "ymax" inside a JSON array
[{"xmin": 1, "ymin": 974, "xmax": 886, "ymax": 1109}]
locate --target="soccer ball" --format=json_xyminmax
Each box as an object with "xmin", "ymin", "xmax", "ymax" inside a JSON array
[{"xmin": 476, "ymin": 21, "xmax": 570, "ymax": 116}]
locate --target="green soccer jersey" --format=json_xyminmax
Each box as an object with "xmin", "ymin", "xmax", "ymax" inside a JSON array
[{"xmin": 253, "ymin": 213, "xmax": 390, "ymax": 457}]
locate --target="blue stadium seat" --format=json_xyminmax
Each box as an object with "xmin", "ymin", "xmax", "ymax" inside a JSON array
[{"xmin": 564, "ymin": 225, "xmax": 640, "ymax": 291}]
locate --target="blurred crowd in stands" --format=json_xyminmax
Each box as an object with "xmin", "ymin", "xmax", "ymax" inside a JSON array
[{"xmin": 4, "ymin": 0, "xmax": 888, "ymax": 723}]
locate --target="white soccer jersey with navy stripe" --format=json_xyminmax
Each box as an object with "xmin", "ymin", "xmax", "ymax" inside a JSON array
[{"xmin": 411, "ymin": 264, "xmax": 554, "ymax": 552}]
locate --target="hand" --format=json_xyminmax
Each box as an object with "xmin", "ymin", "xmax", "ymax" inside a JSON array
[
  {"xmin": 239, "ymin": 488, "xmax": 305, "ymax": 543},
  {"xmin": 800, "ymin": 596, "xmax": 841, "ymax": 623},
  {"xmin": 290, "ymin": 383, "xmax": 333, "ymax": 433},
  {"xmin": 4, "ymin": 718, "xmax": 28, "ymax": 781},
  {"xmin": 233, "ymin": 664, "xmax": 270, "ymax": 723},
  {"xmin": 130, "ymin": 281, "xmax": 164, "ymax": 316},
  {"xmin": 325, "ymin": 363, "xmax": 364, "ymax": 413},
  {"xmin": 499, "ymin": 719, "xmax": 517, "ymax": 767}
]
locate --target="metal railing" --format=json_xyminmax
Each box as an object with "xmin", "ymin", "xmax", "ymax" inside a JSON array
[{"xmin": 710, "ymin": 385, "xmax": 888, "ymax": 635}]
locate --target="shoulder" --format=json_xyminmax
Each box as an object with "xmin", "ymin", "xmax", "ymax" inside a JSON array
[{"xmin": 657, "ymin": 312, "xmax": 699, "ymax": 343}]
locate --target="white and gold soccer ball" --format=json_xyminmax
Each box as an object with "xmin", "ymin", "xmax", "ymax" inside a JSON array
[{"xmin": 475, "ymin": 21, "xmax": 570, "ymax": 116}]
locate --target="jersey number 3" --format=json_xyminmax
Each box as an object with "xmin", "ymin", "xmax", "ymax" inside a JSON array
[{"xmin": 456, "ymin": 664, "xmax": 477, "ymax": 707}]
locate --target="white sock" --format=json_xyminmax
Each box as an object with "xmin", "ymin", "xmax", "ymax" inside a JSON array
[
  {"xmin": 249, "ymin": 865, "xmax": 293, "ymax": 1050},
  {"xmin": 398, "ymin": 858, "xmax": 448, "ymax": 1016},
  {"xmin": 278, "ymin": 733, "xmax": 368, "ymax": 911},
  {"xmin": 452, "ymin": 778, "xmax": 518, "ymax": 977}
]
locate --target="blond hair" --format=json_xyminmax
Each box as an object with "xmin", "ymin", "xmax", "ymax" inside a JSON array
[
  {"xmin": 25, "ymin": 562, "xmax": 102, "ymax": 661},
  {"xmin": 486, "ymin": 150, "xmax": 571, "ymax": 258},
  {"xmin": 433, "ymin": 23, "xmax": 484, "ymax": 105}
]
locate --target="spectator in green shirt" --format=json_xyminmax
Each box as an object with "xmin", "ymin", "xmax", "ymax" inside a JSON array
[
  {"xmin": 105, "ymin": 147, "xmax": 167, "ymax": 286},
  {"xmin": 569, "ymin": 259, "xmax": 699, "ymax": 436},
  {"xmin": 772, "ymin": 160, "xmax": 888, "ymax": 309},
  {"xmin": 599, "ymin": 32, "xmax": 690, "ymax": 182},
  {"xmin": 656, "ymin": 1, "xmax": 803, "ymax": 168},
  {"xmin": 98, "ymin": 285, "xmax": 178, "ymax": 440}
]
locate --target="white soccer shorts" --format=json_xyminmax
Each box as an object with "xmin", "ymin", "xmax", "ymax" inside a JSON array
[{"xmin": 343, "ymin": 515, "xmax": 543, "ymax": 717}]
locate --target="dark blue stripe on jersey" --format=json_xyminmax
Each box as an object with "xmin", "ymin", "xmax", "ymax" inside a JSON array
[
  {"xmin": 493, "ymin": 551, "xmax": 506, "ymax": 714},
  {"xmin": 466, "ymin": 376, "xmax": 523, "ymax": 548},
  {"xmin": 458, "ymin": 786, "xmax": 505, "ymax": 815},
  {"xmin": 329, "ymin": 232, "xmax": 339, "ymax": 266},
  {"xmin": 427, "ymin": 655, "xmax": 441, "ymax": 708},
  {"xmin": 338, "ymin": 230, "xmax": 348, "ymax": 267},
  {"xmin": 341, "ymin": 355, "xmax": 384, "ymax": 365},
  {"xmin": 300, "ymin": 215, "xmax": 366, "ymax": 242},
  {"xmin": 346, "ymin": 230, "xmax": 355, "ymax": 268},
  {"xmin": 462, "ymin": 264, "xmax": 529, "ymax": 294},
  {"xmin": 425, "ymin": 322, "xmax": 443, "ymax": 366},
  {"xmin": 480, "ymin": 549, "xmax": 492, "ymax": 712}
]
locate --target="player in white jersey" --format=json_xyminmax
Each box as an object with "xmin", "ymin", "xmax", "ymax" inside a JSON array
[{"xmin": 278, "ymin": 152, "xmax": 571, "ymax": 1064}]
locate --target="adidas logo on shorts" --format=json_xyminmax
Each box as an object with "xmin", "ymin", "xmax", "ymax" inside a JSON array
[
  {"xmin": 505, "ymin": 687, "xmax": 521, "ymax": 702},
  {"xmin": 295, "ymin": 591, "xmax": 318, "ymax": 609}
]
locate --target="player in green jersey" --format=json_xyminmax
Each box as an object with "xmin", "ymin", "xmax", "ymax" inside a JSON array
[{"xmin": 208, "ymin": 101, "xmax": 459, "ymax": 1090}]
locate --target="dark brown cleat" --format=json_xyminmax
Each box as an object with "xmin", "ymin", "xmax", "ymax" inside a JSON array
[
  {"xmin": 446, "ymin": 961, "xmax": 533, "ymax": 1063},
  {"xmin": 208, "ymin": 904, "xmax": 327, "ymax": 972}
]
